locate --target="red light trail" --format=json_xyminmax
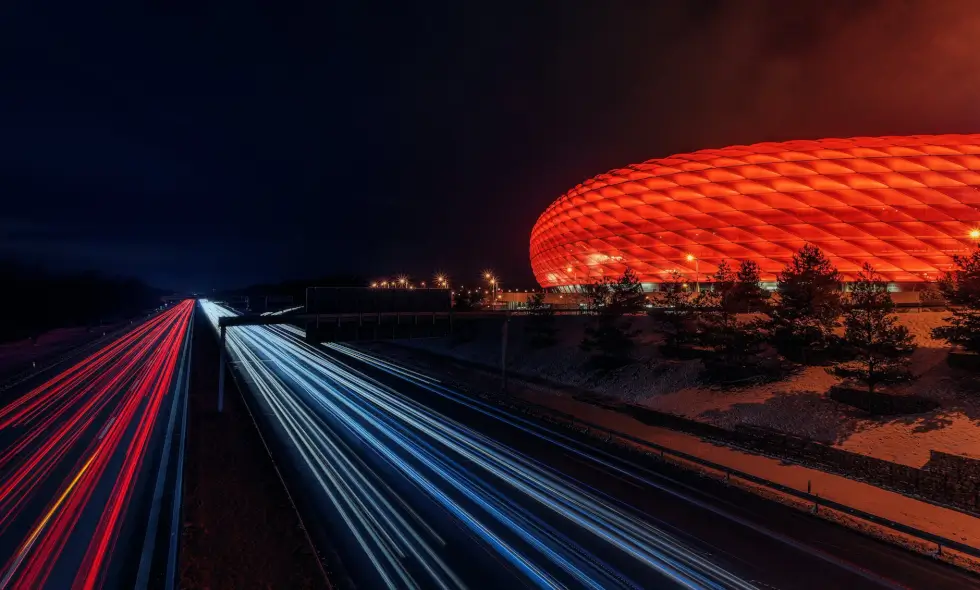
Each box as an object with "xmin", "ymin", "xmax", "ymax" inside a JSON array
[{"xmin": 0, "ymin": 300, "xmax": 193, "ymax": 590}]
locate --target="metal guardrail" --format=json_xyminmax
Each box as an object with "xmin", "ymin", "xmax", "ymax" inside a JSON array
[
  {"xmin": 166, "ymin": 311, "xmax": 193, "ymax": 590},
  {"xmin": 376, "ymin": 339, "xmax": 980, "ymax": 562},
  {"xmin": 134, "ymin": 311, "xmax": 195, "ymax": 590},
  {"xmin": 529, "ymin": 400, "xmax": 980, "ymax": 560},
  {"xmin": 213, "ymin": 301, "xmax": 960, "ymax": 329},
  {"xmin": 215, "ymin": 310, "xmax": 595, "ymax": 328}
]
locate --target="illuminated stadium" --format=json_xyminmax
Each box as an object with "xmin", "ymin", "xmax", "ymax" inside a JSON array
[{"xmin": 530, "ymin": 134, "xmax": 980, "ymax": 291}]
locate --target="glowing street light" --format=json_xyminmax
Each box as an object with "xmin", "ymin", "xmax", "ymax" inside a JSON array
[
  {"xmin": 370, "ymin": 282, "xmax": 378, "ymax": 288},
  {"xmin": 686, "ymin": 254, "xmax": 700, "ymax": 293},
  {"xmin": 482, "ymin": 271, "xmax": 500, "ymax": 309}
]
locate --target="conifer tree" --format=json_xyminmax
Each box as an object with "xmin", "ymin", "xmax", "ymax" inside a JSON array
[
  {"xmin": 932, "ymin": 246, "xmax": 980, "ymax": 354},
  {"xmin": 525, "ymin": 292, "xmax": 557, "ymax": 348},
  {"xmin": 581, "ymin": 268, "xmax": 644, "ymax": 369},
  {"xmin": 833, "ymin": 263, "xmax": 915, "ymax": 392},
  {"xmin": 767, "ymin": 244, "xmax": 843, "ymax": 363},
  {"xmin": 700, "ymin": 260, "xmax": 768, "ymax": 376}
]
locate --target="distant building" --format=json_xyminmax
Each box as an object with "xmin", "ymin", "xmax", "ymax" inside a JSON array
[
  {"xmin": 530, "ymin": 135, "xmax": 980, "ymax": 292},
  {"xmin": 491, "ymin": 291, "xmax": 585, "ymax": 311}
]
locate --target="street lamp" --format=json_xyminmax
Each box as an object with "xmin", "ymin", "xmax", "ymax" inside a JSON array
[
  {"xmin": 484, "ymin": 272, "xmax": 499, "ymax": 309},
  {"xmin": 686, "ymin": 254, "xmax": 700, "ymax": 293}
]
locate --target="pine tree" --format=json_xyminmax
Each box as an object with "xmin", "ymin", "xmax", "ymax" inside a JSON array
[
  {"xmin": 580, "ymin": 268, "xmax": 642, "ymax": 369},
  {"xmin": 607, "ymin": 267, "xmax": 646, "ymax": 315},
  {"xmin": 917, "ymin": 281, "xmax": 946, "ymax": 308},
  {"xmin": 699, "ymin": 260, "xmax": 768, "ymax": 378},
  {"xmin": 525, "ymin": 292, "xmax": 557, "ymax": 348},
  {"xmin": 833, "ymin": 263, "xmax": 916, "ymax": 393},
  {"xmin": 767, "ymin": 244, "xmax": 843, "ymax": 363},
  {"xmin": 581, "ymin": 277, "xmax": 611, "ymax": 315},
  {"xmin": 732, "ymin": 260, "xmax": 770, "ymax": 314},
  {"xmin": 650, "ymin": 269, "xmax": 696, "ymax": 355},
  {"xmin": 932, "ymin": 245, "xmax": 980, "ymax": 354}
]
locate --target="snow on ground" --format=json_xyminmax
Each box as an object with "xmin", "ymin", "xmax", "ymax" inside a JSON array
[
  {"xmin": 405, "ymin": 311, "xmax": 980, "ymax": 467},
  {"xmin": 522, "ymin": 389, "xmax": 980, "ymax": 550},
  {"xmin": 365, "ymin": 340, "xmax": 980, "ymax": 558}
]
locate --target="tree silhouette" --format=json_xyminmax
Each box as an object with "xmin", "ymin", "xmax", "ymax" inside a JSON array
[
  {"xmin": 607, "ymin": 267, "xmax": 646, "ymax": 315},
  {"xmin": 580, "ymin": 277, "xmax": 611, "ymax": 314},
  {"xmin": 767, "ymin": 244, "xmax": 843, "ymax": 363},
  {"xmin": 833, "ymin": 263, "xmax": 916, "ymax": 393},
  {"xmin": 932, "ymin": 245, "xmax": 980, "ymax": 354},
  {"xmin": 580, "ymin": 268, "xmax": 643, "ymax": 370},
  {"xmin": 0, "ymin": 260, "xmax": 161, "ymax": 342},
  {"xmin": 699, "ymin": 260, "xmax": 769, "ymax": 377},
  {"xmin": 650, "ymin": 269, "xmax": 698, "ymax": 356},
  {"xmin": 524, "ymin": 292, "xmax": 557, "ymax": 348}
]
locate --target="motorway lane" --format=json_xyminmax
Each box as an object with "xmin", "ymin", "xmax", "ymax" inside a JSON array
[
  {"xmin": 329, "ymin": 344, "xmax": 980, "ymax": 590},
  {"xmin": 203, "ymin": 301, "xmax": 742, "ymax": 589},
  {"xmin": 0, "ymin": 300, "xmax": 194, "ymax": 590},
  {"xmin": 203, "ymin": 300, "xmax": 978, "ymax": 589}
]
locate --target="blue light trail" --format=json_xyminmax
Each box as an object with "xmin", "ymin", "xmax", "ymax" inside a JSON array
[{"xmin": 200, "ymin": 300, "xmax": 756, "ymax": 589}]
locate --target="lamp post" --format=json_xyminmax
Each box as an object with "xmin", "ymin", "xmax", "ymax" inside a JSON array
[
  {"xmin": 484, "ymin": 272, "xmax": 498, "ymax": 310},
  {"xmin": 686, "ymin": 254, "xmax": 700, "ymax": 293}
]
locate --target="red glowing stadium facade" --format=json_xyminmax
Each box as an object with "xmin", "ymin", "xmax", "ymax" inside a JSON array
[{"xmin": 530, "ymin": 135, "xmax": 980, "ymax": 290}]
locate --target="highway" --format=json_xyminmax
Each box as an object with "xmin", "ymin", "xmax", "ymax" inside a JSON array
[
  {"xmin": 0, "ymin": 300, "xmax": 194, "ymax": 590},
  {"xmin": 202, "ymin": 299, "xmax": 980, "ymax": 590}
]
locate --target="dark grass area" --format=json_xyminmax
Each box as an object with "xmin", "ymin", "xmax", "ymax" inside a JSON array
[
  {"xmin": 0, "ymin": 320, "xmax": 133, "ymax": 388},
  {"xmin": 179, "ymin": 307, "xmax": 329, "ymax": 589}
]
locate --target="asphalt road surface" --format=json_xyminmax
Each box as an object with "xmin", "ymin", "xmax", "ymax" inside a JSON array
[
  {"xmin": 201, "ymin": 300, "xmax": 980, "ymax": 590},
  {"xmin": 0, "ymin": 300, "xmax": 193, "ymax": 590}
]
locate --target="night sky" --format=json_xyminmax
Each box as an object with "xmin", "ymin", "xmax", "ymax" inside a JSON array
[{"xmin": 3, "ymin": 1, "xmax": 980, "ymax": 292}]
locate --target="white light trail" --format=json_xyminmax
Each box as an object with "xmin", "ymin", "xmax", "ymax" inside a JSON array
[{"xmin": 199, "ymin": 300, "xmax": 755, "ymax": 590}]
